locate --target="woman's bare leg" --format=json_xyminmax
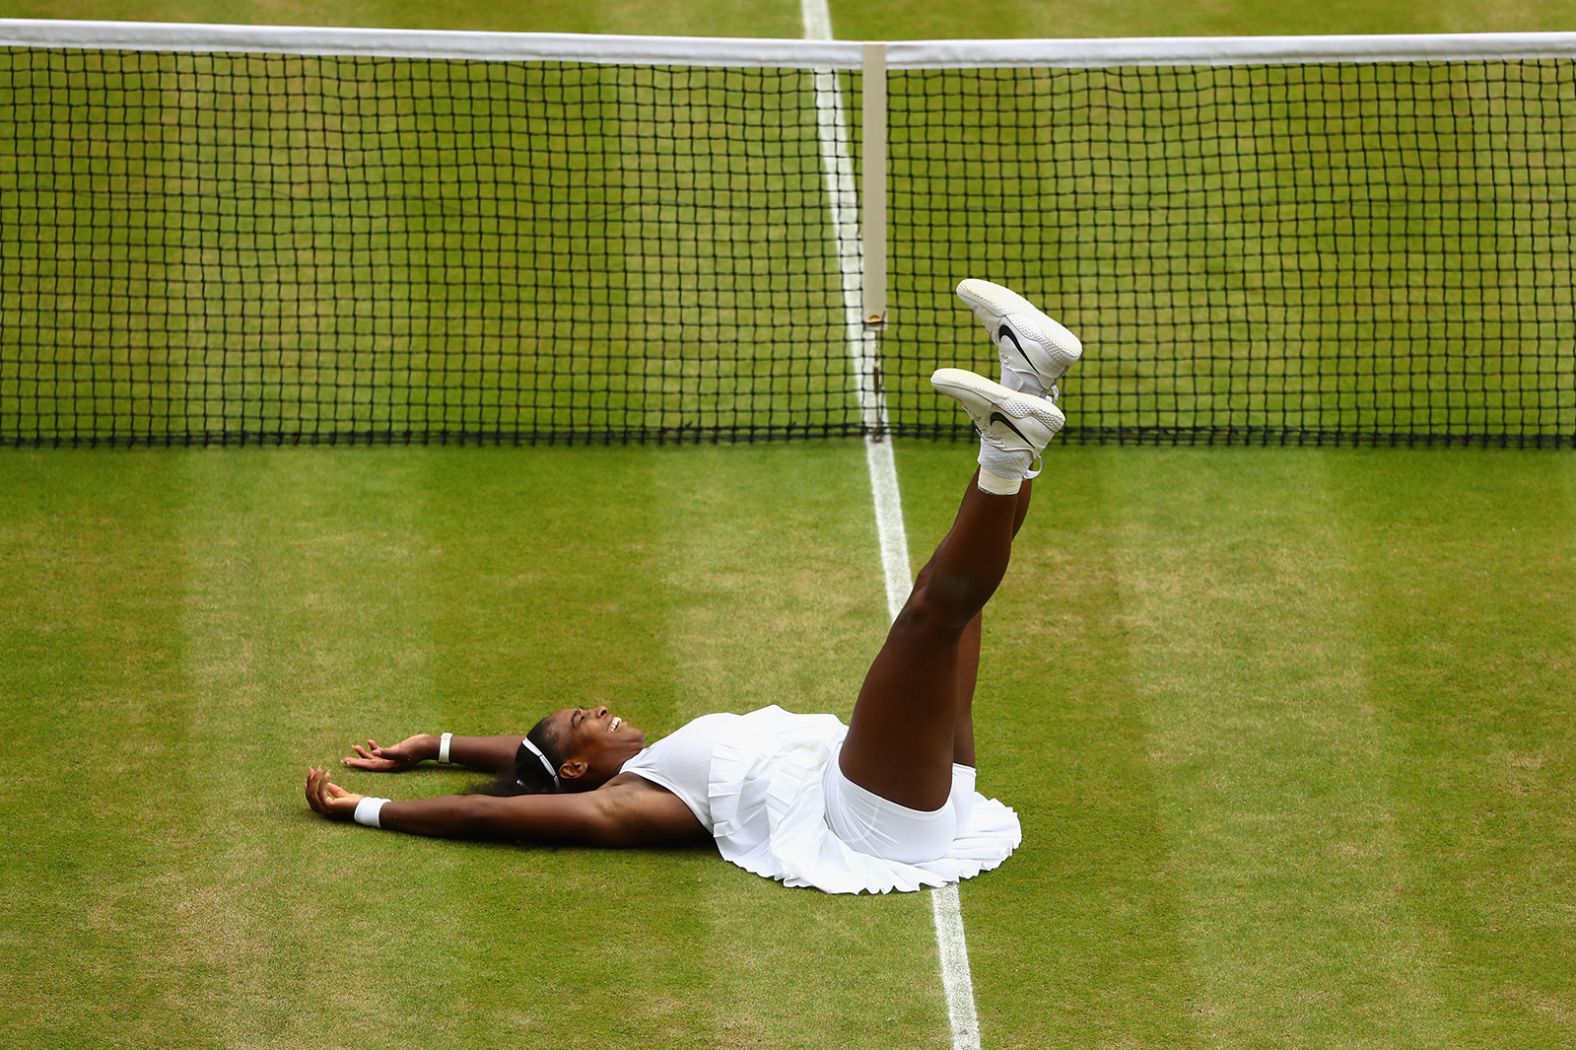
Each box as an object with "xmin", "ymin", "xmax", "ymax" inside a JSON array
[
  {"xmin": 951, "ymin": 615, "xmax": 982, "ymax": 770},
  {"xmin": 950, "ymin": 478, "xmax": 1033, "ymax": 769},
  {"xmin": 838, "ymin": 471, "xmax": 1032, "ymax": 810},
  {"xmin": 887, "ymin": 279, "xmax": 1076, "ymax": 794}
]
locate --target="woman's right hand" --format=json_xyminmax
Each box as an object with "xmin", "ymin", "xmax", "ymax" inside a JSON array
[
  {"xmin": 304, "ymin": 766, "xmax": 365, "ymax": 820},
  {"xmin": 342, "ymin": 734, "xmax": 432, "ymax": 772}
]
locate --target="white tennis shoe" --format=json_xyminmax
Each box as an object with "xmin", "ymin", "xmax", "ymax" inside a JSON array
[
  {"xmin": 956, "ymin": 278, "xmax": 1082, "ymax": 401},
  {"xmin": 931, "ymin": 367, "xmax": 1064, "ymax": 473}
]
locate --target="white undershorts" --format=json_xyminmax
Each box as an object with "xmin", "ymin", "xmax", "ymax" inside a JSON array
[{"xmin": 822, "ymin": 754, "xmax": 978, "ymax": 865}]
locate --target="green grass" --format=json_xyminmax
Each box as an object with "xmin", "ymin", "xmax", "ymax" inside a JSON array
[
  {"xmin": 0, "ymin": 444, "xmax": 944, "ymax": 1049},
  {"xmin": 0, "ymin": 0, "xmax": 803, "ymax": 37},
  {"xmin": 834, "ymin": 0, "xmax": 1576, "ymax": 40},
  {"xmin": 6, "ymin": 0, "xmax": 1573, "ymax": 37},
  {"xmin": 4, "ymin": 1, "xmax": 1576, "ymax": 1048},
  {"xmin": 899, "ymin": 445, "xmax": 1576, "ymax": 1047},
  {"xmin": 2, "ymin": 443, "xmax": 1573, "ymax": 1047}
]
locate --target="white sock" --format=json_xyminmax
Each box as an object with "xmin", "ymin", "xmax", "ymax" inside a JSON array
[{"xmin": 977, "ymin": 440, "xmax": 1031, "ymax": 493}]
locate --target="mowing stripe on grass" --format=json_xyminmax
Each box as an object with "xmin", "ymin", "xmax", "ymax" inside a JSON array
[
  {"xmin": 804, "ymin": 2, "xmax": 983, "ymax": 1045},
  {"xmin": 1325, "ymin": 453, "xmax": 1576, "ymax": 1045},
  {"xmin": 887, "ymin": 447, "xmax": 1211, "ymax": 1048},
  {"xmin": 654, "ymin": 445, "xmax": 949, "ymax": 1049},
  {"xmin": 175, "ymin": 450, "xmax": 727, "ymax": 1048},
  {"xmin": 176, "ymin": 451, "xmax": 438, "ymax": 1047},
  {"xmin": 409, "ymin": 450, "xmax": 704, "ymax": 1048},
  {"xmin": 0, "ymin": 455, "xmax": 200, "ymax": 1049},
  {"xmin": 1110, "ymin": 451, "xmax": 1456, "ymax": 1045}
]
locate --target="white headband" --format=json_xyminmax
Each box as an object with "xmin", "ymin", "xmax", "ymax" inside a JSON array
[{"xmin": 520, "ymin": 737, "xmax": 561, "ymax": 788}]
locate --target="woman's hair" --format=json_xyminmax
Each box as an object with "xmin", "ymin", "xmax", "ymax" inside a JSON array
[{"xmin": 466, "ymin": 715, "xmax": 562, "ymax": 797}]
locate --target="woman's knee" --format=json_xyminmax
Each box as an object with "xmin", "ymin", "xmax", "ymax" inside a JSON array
[{"xmin": 896, "ymin": 578, "xmax": 975, "ymax": 637}]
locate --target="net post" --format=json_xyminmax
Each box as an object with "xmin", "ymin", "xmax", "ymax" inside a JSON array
[{"xmin": 861, "ymin": 42, "xmax": 888, "ymax": 329}]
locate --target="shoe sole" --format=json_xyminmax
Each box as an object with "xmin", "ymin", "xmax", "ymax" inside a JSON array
[
  {"xmin": 956, "ymin": 279, "xmax": 1083, "ymax": 382},
  {"xmin": 931, "ymin": 367, "xmax": 1066, "ymax": 435}
]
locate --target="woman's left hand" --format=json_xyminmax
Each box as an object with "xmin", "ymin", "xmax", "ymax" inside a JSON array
[
  {"xmin": 304, "ymin": 766, "xmax": 365, "ymax": 821},
  {"xmin": 342, "ymin": 735, "xmax": 429, "ymax": 772}
]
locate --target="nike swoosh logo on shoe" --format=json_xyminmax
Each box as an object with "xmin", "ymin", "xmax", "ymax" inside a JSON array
[
  {"xmin": 988, "ymin": 411, "xmax": 1033, "ymax": 445},
  {"xmin": 998, "ymin": 325, "xmax": 1035, "ymax": 372}
]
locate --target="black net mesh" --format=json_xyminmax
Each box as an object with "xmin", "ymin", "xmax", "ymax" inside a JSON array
[
  {"xmin": 885, "ymin": 61, "xmax": 1576, "ymax": 447},
  {"xmin": 2, "ymin": 45, "xmax": 1573, "ymax": 447},
  {"xmin": 0, "ymin": 49, "xmax": 860, "ymax": 445}
]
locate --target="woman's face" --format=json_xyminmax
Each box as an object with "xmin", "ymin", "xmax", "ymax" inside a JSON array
[{"xmin": 545, "ymin": 705, "xmax": 646, "ymax": 788}]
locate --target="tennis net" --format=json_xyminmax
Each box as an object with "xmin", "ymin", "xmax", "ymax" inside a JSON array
[{"xmin": 2, "ymin": 21, "xmax": 1573, "ymax": 447}]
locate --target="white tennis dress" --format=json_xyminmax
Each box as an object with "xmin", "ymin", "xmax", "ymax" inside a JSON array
[{"xmin": 618, "ymin": 705, "xmax": 1022, "ymax": 894}]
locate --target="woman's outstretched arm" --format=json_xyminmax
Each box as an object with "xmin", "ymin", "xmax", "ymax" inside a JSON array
[
  {"xmin": 341, "ymin": 733, "xmax": 526, "ymax": 776},
  {"xmin": 303, "ymin": 767, "xmax": 708, "ymax": 848}
]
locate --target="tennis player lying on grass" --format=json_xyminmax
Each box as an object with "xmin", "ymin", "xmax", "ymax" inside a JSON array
[{"xmin": 304, "ymin": 280, "xmax": 1080, "ymax": 893}]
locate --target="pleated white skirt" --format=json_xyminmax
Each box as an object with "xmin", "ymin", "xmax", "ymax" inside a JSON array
[{"xmin": 706, "ymin": 706, "xmax": 1022, "ymax": 894}]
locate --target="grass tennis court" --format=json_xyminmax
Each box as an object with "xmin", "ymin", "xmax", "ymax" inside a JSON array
[
  {"xmin": 4, "ymin": 445, "xmax": 1575, "ymax": 1047},
  {"xmin": 3, "ymin": 1, "xmax": 1576, "ymax": 1048}
]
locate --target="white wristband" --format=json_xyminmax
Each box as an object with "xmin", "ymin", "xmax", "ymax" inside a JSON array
[
  {"xmin": 354, "ymin": 797, "xmax": 390, "ymax": 828},
  {"xmin": 438, "ymin": 732, "xmax": 453, "ymax": 764}
]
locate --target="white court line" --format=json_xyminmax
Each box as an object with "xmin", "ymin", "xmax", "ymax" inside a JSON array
[{"xmin": 801, "ymin": 2, "xmax": 982, "ymax": 1048}]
